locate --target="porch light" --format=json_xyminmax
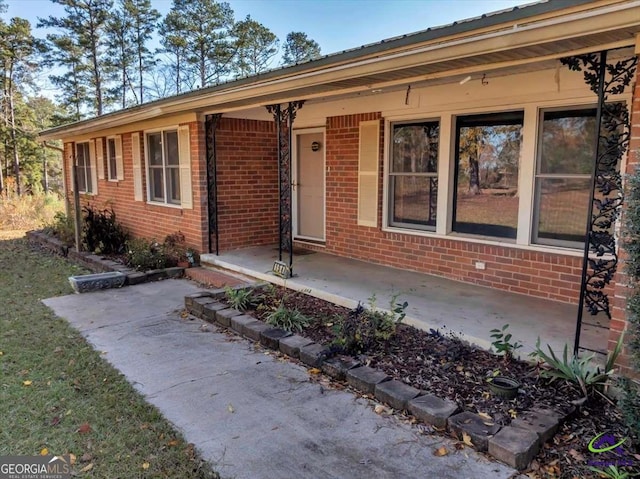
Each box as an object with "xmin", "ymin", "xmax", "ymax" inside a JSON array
[{"xmin": 459, "ymin": 75, "xmax": 472, "ymax": 85}]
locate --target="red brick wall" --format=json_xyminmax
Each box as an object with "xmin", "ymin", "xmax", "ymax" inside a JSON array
[
  {"xmin": 610, "ymin": 62, "xmax": 640, "ymax": 376},
  {"xmin": 321, "ymin": 112, "xmax": 587, "ymax": 305},
  {"xmin": 214, "ymin": 118, "xmax": 279, "ymax": 251},
  {"xmin": 63, "ymin": 121, "xmax": 208, "ymax": 253}
]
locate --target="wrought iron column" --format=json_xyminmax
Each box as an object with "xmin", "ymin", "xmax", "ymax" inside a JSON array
[
  {"xmin": 205, "ymin": 114, "xmax": 222, "ymax": 255},
  {"xmin": 560, "ymin": 51, "xmax": 637, "ymax": 355},
  {"xmin": 266, "ymin": 101, "xmax": 304, "ymax": 275}
]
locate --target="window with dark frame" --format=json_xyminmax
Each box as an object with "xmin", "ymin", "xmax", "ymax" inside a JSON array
[
  {"xmin": 533, "ymin": 107, "xmax": 600, "ymax": 248},
  {"xmin": 453, "ymin": 112, "xmax": 523, "ymax": 239},
  {"xmin": 147, "ymin": 130, "xmax": 180, "ymax": 205},
  {"xmin": 388, "ymin": 121, "xmax": 439, "ymax": 231},
  {"xmin": 107, "ymin": 138, "xmax": 117, "ymax": 180},
  {"xmin": 75, "ymin": 142, "xmax": 92, "ymax": 193}
]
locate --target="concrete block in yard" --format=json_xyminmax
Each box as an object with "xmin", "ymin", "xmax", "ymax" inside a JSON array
[
  {"xmin": 531, "ymin": 406, "xmax": 575, "ymax": 425},
  {"xmin": 243, "ymin": 320, "xmax": 270, "ymax": 341},
  {"xmin": 230, "ymin": 314, "xmax": 256, "ymax": 334},
  {"xmin": 321, "ymin": 356, "xmax": 360, "ymax": 380},
  {"xmin": 202, "ymin": 302, "xmax": 227, "ymax": 323},
  {"xmin": 260, "ymin": 327, "xmax": 291, "ymax": 350},
  {"xmin": 165, "ymin": 266, "xmax": 184, "ymax": 279},
  {"xmin": 215, "ymin": 308, "xmax": 242, "ymax": 327},
  {"xmin": 145, "ymin": 269, "xmax": 168, "ymax": 282},
  {"xmin": 68, "ymin": 271, "xmax": 126, "ymax": 293},
  {"xmin": 375, "ymin": 380, "xmax": 421, "ymax": 411},
  {"xmin": 488, "ymin": 426, "xmax": 540, "ymax": 470},
  {"xmin": 407, "ymin": 394, "xmax": 459, "ymax": 429},
  {"xmin": 448, "ymin": 411, "xmax": 500, "ymax": 452},
  {"xmin": 192, "ymin": 296, "xmax": 218, "ymax": 317},
  {"xmin": 511, "ymin": 410, "xmax": 559, "ymax": 444},
  {"xmin": 126, "ymin": 271, "xmax": 147, "ymax": 285},
  {"xmin": 346, "ymin": 366, "xmax": 390, "ymax": 395},
  {"xmin": 184, "ymin": 291, "xmax": 212, "ymax": 309},
  {"xmin": 299, "ymin": 343, "xmax": 328, "ymax": 367},
  {"xmin": 279, "ymin": 335, "xmax": 314, "ymax": 358}
]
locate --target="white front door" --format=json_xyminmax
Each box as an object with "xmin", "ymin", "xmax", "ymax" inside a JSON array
[{"xmin": 294, "ymin": 130, "xmax": 325, "ymax": 241}]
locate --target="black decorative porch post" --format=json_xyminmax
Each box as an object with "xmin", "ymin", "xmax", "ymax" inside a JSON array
[
  {"xmin": 205, "ymin": 114, "xmax": 222, "ymax": 255},
  {"xmin": 560, "ymin": 51, "xmax": 637, "ymax": 355},
  {"xmin": 266, "ymin": 101, "xmax": 304, "ymax": 276}
]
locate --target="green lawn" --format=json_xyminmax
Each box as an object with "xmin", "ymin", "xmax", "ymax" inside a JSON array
[{"xmin": 0, "ymin": 232, "xmax": 219, "ymax": 478}]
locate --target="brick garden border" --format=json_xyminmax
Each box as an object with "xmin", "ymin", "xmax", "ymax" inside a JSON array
[
  {"xmin": 26, "ymin": 230, "xmax": 186, "ymax": 286},
  {"xmin": 184, "ymin": 288, "xmax": 575, "ymax": 471}
]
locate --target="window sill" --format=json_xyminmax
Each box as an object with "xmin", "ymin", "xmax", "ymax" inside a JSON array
[
  {"xmin": 382, "ymin": 225, "xmax": 584, "ymax": 258},
  {"xmin": 146, "ymin": 200, "xmax": 182, "ymax": 210}
]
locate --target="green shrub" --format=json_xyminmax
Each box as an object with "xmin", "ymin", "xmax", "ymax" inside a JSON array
[
  {"xmin": 332, "ymin": 294, "xmax": 408, "ymax": 354},
  {"xmin": 125, "ymin": 237, "xmax": 168, "ymax": 271},
  {"xmin": 619, "ymin": 378, "xmax": 640, "ymax": 442},
  {"xmin": 82, "ymin": 206, "xmax": 129, "ymax": 254},
  {"xmin": 45, "ymin": 211, "xmax": 75, "ymax": 246},
  {"xmin": 266, "ymin": 302, "xmax": 310, "ymax": 332}
]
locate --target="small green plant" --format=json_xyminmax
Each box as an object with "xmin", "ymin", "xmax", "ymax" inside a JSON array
[
  {"xmin": 587, "ymin": 465, "xmax": 631, "ymax": 479},
  {"xmin": 224, "ymin": 286, "xmax": 254, "ymax": 312},
  {"xmin": 531, "ymin": 333, "xmax": 624, "ymax": 399},
  {"xmin": 82, "ymin": 205, "xmax": 129, "ymax": 254},
  {"xmin": 266, "ymin": 301, "xmax": 310, "ymax": 332},
  {"xmin": 489, "ymin": 324, "xmax": 522, "ymax": 362},
  {"xmin": 332, "ymin": 294, "xmax": 408, "ymax": 355},
  {"xmin": 125, "ymin": 237, "xmax": 169, "ymax": 271}
]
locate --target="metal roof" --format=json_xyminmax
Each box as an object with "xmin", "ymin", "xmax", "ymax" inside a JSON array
[{"xmin": 40, "ymin": 0, "xmax": 632, "ymax": 138}]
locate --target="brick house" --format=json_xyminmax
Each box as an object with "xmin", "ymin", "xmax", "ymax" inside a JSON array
[{"xmin": 40, "ymin": 0, "xmax": 640, "ymax": 372}]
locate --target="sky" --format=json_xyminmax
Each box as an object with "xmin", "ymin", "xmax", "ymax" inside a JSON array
[{"xmin": 6, "ymin": 0, "xmax": 532, "ymax": 57}]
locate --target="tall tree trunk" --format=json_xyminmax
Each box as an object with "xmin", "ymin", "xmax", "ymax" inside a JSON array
[
  {"xmin": 8, "ymin": 76, "xmax": 21, "ymax": 196},
  {"xmin": 137, "ymin": 22, "xmax": 144, "ymax": 103},
  {"xmin": 42, "ymin": 147, "xmax": 48, "ymax": 193}
]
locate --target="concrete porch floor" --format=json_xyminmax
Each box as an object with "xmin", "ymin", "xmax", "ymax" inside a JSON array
[{"xmin": 201, "ymin": 245, "xmax": 609, "ymax": 358}]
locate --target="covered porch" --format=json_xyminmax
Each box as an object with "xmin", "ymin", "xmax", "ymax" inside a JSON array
[{"xmin": 201, "ymin": 245, "xmax": 608, "ymax": 359}]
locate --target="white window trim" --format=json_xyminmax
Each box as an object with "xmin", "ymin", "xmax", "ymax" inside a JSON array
[
  {"xmin": 144, "ymin": 125, "xmax": 181, "ymax": 208},
  {"xmin": 381, "ymin": 93, "xmax": 630, "ymax": 257},
  {"xmin": 386, "ymin": 118, "xmax": 440, "ymax": 232},
  {"xmin": 106, "ymin": 136, "xmax": 118, "ymax": 182}
]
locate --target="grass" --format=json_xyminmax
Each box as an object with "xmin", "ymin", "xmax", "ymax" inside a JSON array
[{"xmin": 0, "ymin": 231, "xmax": 219, "ymax": 478}]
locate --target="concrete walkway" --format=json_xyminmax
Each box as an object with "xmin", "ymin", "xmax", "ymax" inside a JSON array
[{"xmin": 44, "ymin": 279, "xmax": 516, "ymax": 479}]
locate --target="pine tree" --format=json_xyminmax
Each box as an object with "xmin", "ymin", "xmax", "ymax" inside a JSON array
[
  {"xmin": 0, "ymin": 17, "xmax": 38, "ymax": 195},
  {"xmin": 39, "ymin": 0, "xmax": 114, "ymax": 116},
  {"xmin": 233, "ymin": 15, "xmax": 278, "ymax": 77},
  {"xmin": 124, "ymin": 0, "xmax": 160, "ymax": 104},
  {"xmin": 159, "ymin": 0, "xmax": 235, "ymax": 89},
  {"xmin": 106, "ymin": 3, "xmax": 136, "ymax": 108},
  {"xmin": 281, "ymin": 32, "xmax": 321, "ymax": 66}
]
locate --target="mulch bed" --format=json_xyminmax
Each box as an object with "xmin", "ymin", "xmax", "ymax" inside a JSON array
[{"xmin": 224, "ymin": 286, "xmax": 639, "ymax": 479}]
